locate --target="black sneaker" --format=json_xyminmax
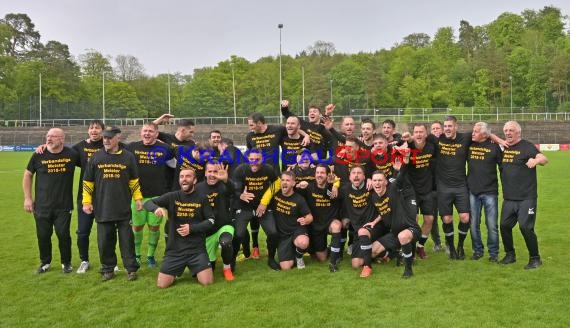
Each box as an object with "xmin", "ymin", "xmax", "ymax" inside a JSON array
[
  {"xmin": 37, "ymin": 263, "xmax": 51, "ymax": 274},
  {"xmin": 101, "ymin": 271, "xmax": 115, "ymax": 281},
  {"xmin": 499, "ymin": 252, "xmax": 516, "ymax": 265},
  {"xmin": 62, "ymin": 263, "xmax": 73, "ymax": 274},
  {"xmin": 267, "ymin": 258, "xmax": 281, "ymax": 271},
  {"xmin": 524, "ymin": 257, "xmax": 542, "ymax": 270},
  {"xmin": 471, "ymin": 252, "xmax": 484, "ymax": 260},
  {"xmin": 457, "ymin": 246, "xmax": 465, "ymax": 260},
  {"xmin": 402, "ymin": 266, "xmax": 413, "ymax": 279},
  {"xmin": 488, "ymin": 255, "xmax": 499, "ymax": 263},
  {"xmin": 127, "ymin": 271, "xmax": 137, "ymax": 281},
  {"xmin": 448, "ymin": 245, "xmax": 458, "ymax": 260}
]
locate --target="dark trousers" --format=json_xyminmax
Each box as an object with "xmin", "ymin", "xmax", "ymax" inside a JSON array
[
  {"xmin": 500, "ymin": 199, "xmax": 539, "ymax": 258},
  {"xmin": 97, "ymin": 220, "xmax": 140, "ymax": 273},
  {"xmin": 76, "ymin": 205, "xmax": 96, "ymax": 262},
  {"xmin": 34, "ymin": 209, "xmax": 72, "ymax": 265},
  {"xmin": 232, "ymin": 209, "xmax": 278, "ymax": 257}
]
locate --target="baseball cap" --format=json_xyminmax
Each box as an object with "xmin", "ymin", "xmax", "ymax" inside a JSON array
[{"xmin": 102, "ymin": 126, "xmax": 121, "ymax": 137}]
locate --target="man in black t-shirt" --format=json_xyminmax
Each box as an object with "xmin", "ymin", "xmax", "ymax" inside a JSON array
[
  {"xmin": 281, "ymin": 100, "xmax": 333, "ymax": 159},
  {"xmin": 232, "ymin": 150, "xmax": 280, "ymax": 270},
  {"xmin": 144, "ymin": 168, "xmax": 216, "ymax": 288},
  {"xmin": 467, "ymin": 122, "xmax": 502, "ymax": 262},
  {"xmin": 296, "ymin": 164, "xmax": 342, "ymax": 272},
  {"xmin": 23, "ymin": 128, "xmax": 79, "ymax": 274},
  {"xmin": 499, "ymin": 121, "xmax": 548, "ymax": 270},
  {"xmin": 407, "ymin": 124, "xmax": 437, "ymax": 259},
  {"xmin": 271, "ymin": 171, "xmax": 313, "ymax": 270},
  {"xmin": 338, "ymin": 165, "xmax": 378, "ymax": 278},
  {"xmin": 126, "ymin": 122, "xmax": 173, "ymax": 268},
  {"xmin": 82, "ymin": 126, "xmax": 143, "ymax": 281}
]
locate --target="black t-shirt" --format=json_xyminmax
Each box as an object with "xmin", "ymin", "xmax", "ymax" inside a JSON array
[
  {"xmin": 298, "ymin": 182, "xmax": 339, "ymax": 232},
  {"xmin": 73, "ymin": 139, "xmax": 104, "ymax": 203},
  {"xmin": 500, "ymin": 140, "xmax": 541, "ymax": 200},
  {"xmin": 338, "ymin": 183, "xmax": 377, "ymax": 230},
  {"xmin": 372, "ymin": 167, "xmax": 419, "ymax": 234},
  {"xmin": 196, "ymin": 180, "xmax": 234, "ymax": 234},
  {"xmin": 281, "ymin": 105, "xmax": 332, "ymax": 156},
  {"xmin": 126, "ymin": 141, "xmax": 173, "ymax": 197},
  {"xmin": 144, "ymin": 190, "xmax": 215, "ymax": 256},
  {"xmin": 407, "ymin": 141, "xmax": 437, "ymax": 195},
  {"xmin": 333, "ymin": 157, "xmax": 375, "ymax": 186},
  {"xmin": 83, "ymin": 149, "xmax": 139, "ymax": 222},
  {"xmin": 431, "ymin": 132, "xmax": 472, "ymax": 188},
  {"xmin": 272, "ymin": 191, "xmax": 311, "ymax": 235},
  {"xmin": 158, "ymin": 132, "xmax": 195, "ymax": 190},
  {"xmin": 371, "ymin": 146, "xmax": 396, "ymax": 180},
  {"xmin": 233, "ymin": 163, "xmax": 278, "ymax": 209},
  {"xmin": 218, "ymin": 145, "xmax": 246, "ymax": 179},
  {"xmin": 280, "ymin": 135, "xmax": 304, "ymax": 166},
  {"xmin": 246, "ymin": 125, "xmax": 287, "ymax": 175},
  {"xmin": 467, "ymin": 139, "xmax": 502, "ymax": 195},
  {"xmin": 26, "ymin": 147, "xmax": 79, "ymax": 211}
]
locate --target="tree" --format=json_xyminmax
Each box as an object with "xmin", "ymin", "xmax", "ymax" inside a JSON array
[
  {"xmin": 115, "ymin": 54, "xmax": 145, "ymax": 81},
  {"xmin": 305, "ymin": 41, "xmax": 336, "ymax": 56},
  {"xmin": 401, "ymin": 33, "xmax": 431, "ymax": 48},
  {"xmin": 0, "ymin": 13, "xmax": 40, "ymax": 58},
  {"xmin": 78, "ymin": 49, "xmax": 113, "ymax": 79}
]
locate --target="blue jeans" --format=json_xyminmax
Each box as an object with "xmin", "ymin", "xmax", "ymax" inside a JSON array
[{"xmin": 469, "ymin": 192, "xmax": 499, "ymax": 257}]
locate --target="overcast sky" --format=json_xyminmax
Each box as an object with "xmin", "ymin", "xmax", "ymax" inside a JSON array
[{"xmin": 2, "ymin": 1, "xmax": 569, "ymax": 76}]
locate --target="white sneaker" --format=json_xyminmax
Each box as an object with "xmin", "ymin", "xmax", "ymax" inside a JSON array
[
  {"xmin": 114, "ymin": 266, "xmax": 121, "ymax": 272},
  {"xmin": 76, "ymin": 261, "xmax": 89, "ymax": 274},
  {"xmin": 296, "ymin": 257, "xmax": 306, "ymax": 269}
]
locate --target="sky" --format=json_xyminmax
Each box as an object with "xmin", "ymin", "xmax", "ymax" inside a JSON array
[{"xmin": 2, "ymin": 0, "xmax": 569, "ymax": 76}]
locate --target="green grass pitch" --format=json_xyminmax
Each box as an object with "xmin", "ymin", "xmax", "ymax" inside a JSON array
[{"xmin": 1, "ymin": 151, "xmax": 569, "ymax": 327}]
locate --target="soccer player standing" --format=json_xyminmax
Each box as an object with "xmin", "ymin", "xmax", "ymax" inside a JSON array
[
  {"xmin": 126, "ymin": 122, "xmax": 173, "ymax": 268},
  {"xmin": 499, "ymin": 121, "xmax": 548, "ymax": 269},
  {"xmin": 23, "ymin": 128, "xmax": 79, "ymax": 274}
]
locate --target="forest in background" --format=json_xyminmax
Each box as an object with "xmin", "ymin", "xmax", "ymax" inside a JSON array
[{"xmin": 0, "ymin": 6, "xmax": 569, "ymax": 121}]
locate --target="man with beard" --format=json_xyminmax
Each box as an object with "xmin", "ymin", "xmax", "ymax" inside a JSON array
[
  {"xmin": 197, "ymin": 162, "xmax": 237, "ymax": 281},
  {"xmin": 144, "ymin": 168, "xmax": 215, "ymax": 288},
  {"xmin": 23, "ymin": 128, "xmax": 79, "ymax": 274},
  {"xmin": 323, "ymin": 104, "xmax": 356, "ymax": 148},
  {"xmin": 296, "ymin": 164, "xmax": 342, "ymax": 272}
]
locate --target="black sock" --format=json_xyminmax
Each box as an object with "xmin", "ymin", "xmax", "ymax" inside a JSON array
[
  {"xmin": 442, "ymin": 222, "xmax": 455, "ymax": 247},
  {"xmin": 295, "ymin": 247, "xmax": 305, "ymax": 259},
  {"xmin": 402, "ymin": 243, "xmax": 413, "ymax": 268},
  {"xmin": 340, "ymin": 228, "xmax": 348, "ymax": 253},
  {"xmin": 330, "ymin": 232, "xmax": 341, "ymax": 264},
  {"xmin": 458, "ymin": 222, "xmax": 469, "ymax": 247},
  {"xmin": 418, "ymin": 235, "xmax": 428, "ymax": 247},
  {"xmin": 267, "ymin": 237, "xmax": 277, "ymax": 260},
  {"xmin": 210, "ymin": 261, "xmax": 216, "ymax": 272},
  {"xmin": 251, "ymin": 219, "xmax": 260, "ymax": 248},
  {"xmin": 219, "ymin": 232, "xmax": 234, "ymax": 265},
  {"xmin": 348, "ymin": 229, "xmax": 355, "ymax": 246},
  {"xmin": 359, "ymin": 235, "xmax": 372, "ymax": 267}
]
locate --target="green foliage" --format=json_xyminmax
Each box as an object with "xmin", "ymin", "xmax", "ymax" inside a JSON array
[{"xmin": 0, "ymin": 6, "xmax": 569, "ymax": 121}]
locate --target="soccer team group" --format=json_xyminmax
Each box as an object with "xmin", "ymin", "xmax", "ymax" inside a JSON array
[{"xmin": 22, "ymin": 100, "xmax": 548, "ymax": 287}]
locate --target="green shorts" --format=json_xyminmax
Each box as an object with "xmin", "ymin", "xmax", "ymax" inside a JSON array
[
  {"xmin": 131, "ymin": 197, "xmax": 163, "ymax": 227},
  {"xmin": 205, "ymin": 225, "xmax": 235, "ymax": 261}
]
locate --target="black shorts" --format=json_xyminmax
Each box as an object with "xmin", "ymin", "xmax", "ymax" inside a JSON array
[
  {"xmin": 278, "ymin": 226, "xmax": 308, "ymax": 262},
  {"xmin": 437, "ymin": 186, "xmax": 470, "ymax": 216},
  {"xmin": 160, "ymin": 252, "xmax": 211, "ymax": 277},
  {"xmin": 416, "ymin": 192, "xmax": 436, "ymax": 215},
  {"xmin": 377, "ymin": 226, "xmax": 421, "ymax": 252},
  {"xmin": 351, "ymin": 224, "xmax": 387, "ymax": 259},
  {"xmin": 308, "ymin": 227, "xmax": 328, "ymax": 253}
]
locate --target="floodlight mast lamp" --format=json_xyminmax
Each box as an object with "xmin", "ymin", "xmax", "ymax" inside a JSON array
[{"xmin": 278, "ymin": 23, "xmax": 283, "ymax": 124}]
